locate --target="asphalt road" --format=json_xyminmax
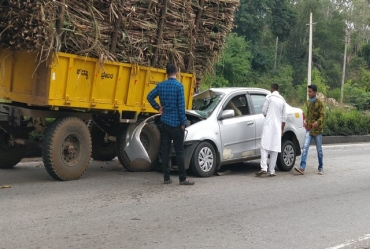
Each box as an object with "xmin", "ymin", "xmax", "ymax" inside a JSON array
[{"xmin": 1, "ymin": 143, "xmax": 370, "ymax": 249}]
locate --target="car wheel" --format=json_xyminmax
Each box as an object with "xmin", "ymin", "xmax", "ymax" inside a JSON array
[
  {"xmin": 191, "ymin": 141, "xmax": 216, "ymax": 177},
  {"xmin": 276, "ymin": 140, "xmax": 296, "ymax": 171}
]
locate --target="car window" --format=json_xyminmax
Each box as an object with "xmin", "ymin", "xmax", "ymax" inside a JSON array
[
  {"xmin": 224, "ymin": 95, "xmax": 250, "ymax": 117},
  {"xmin": 250, "ymin": 94, "xmax": 266, "ymax": 114}
]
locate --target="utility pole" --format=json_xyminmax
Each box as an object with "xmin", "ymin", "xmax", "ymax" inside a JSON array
[
  {"xmin": 340, "ymin": 29, "xmax": 349, "ymax": 104},
  {"xmin": 307, "ymin": 11, "xmax": 313, "ymax": 100},
  {"xmin": 274, "ymin": 36, "xmax": 278, "ymax": 70}
]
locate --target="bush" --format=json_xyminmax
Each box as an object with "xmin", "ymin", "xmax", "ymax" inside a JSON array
[
  {"xmin": 344, "ymin": 84, "xmax": 370, "ymax": 111},
  {"xmin": 323, "ymin": 108, "xmax": 370, "ymax": 136},
  {"xmin": 327, "ymin": 88, "xmax": 341, "ymax": 101}
]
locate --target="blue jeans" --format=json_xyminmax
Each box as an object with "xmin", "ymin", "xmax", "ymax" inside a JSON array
[{"xmin": 300, "ymin": 131, "xmax": 323, "ymax": 170}]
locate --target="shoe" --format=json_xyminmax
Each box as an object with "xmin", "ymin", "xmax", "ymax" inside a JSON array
[
  {"xmin": 318, "ymin": 169, "xmax": 323, "ymax": 175},
  {"xmin": 164, "ymin": 179, "xmax": 172, "ymax": 184},
  {"xmin": 294, "ymin": 166, "xmax": 304, "ymax": 175},
  {"xmin": 180, "ymin": 179, "xmax": 195, "ymax": 185},
  {"xmin": 255, "ymin": 170, "xmax": 267, "ymax": 177},
  {"xmin": 269, "ymin": 173, "xmax": 276, "ymax": 177}
]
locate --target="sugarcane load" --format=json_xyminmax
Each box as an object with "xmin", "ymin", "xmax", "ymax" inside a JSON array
[{"xmin": 0, "ymin": 0, "xmax": 240, "ymax": 75}]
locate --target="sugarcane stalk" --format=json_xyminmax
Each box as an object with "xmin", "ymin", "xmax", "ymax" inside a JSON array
[
  {"xmin": 152, "ymin": 0, "xmax": 168, "ymax": 66},
  {"xmin": 56, "ymin": 0, "xmax": 66, "ymax": 36},
  {"xmin": 110, "ymin": 0, "xmax": 124, "ymax": 55}
]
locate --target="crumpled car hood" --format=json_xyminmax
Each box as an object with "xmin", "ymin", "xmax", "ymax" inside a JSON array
[{"xmin": 185, "ymin": 110, "xmax": 205, "ymax": 119}]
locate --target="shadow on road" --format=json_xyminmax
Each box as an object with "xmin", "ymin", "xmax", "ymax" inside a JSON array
[
  {"xmin": 1, "ymin": 157, "xmax": 283, "ymax": 184},
  {"xmin": 217, "ymin": 160, "xmax": 261, "ymax": 176}
]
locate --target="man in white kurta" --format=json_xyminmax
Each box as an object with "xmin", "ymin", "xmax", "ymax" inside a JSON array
[{"xmin": 255, "ymin": 83, "xmax": 287, "ymax": 177}]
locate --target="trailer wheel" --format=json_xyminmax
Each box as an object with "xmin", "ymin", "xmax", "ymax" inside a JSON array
[
  {"xmin": 42, "ymin": 116, "xmax": 91, "ymax": 181},
  {"xmin": 90, "ymin": 122, "xmax": 116, "ymax": 161},
  {"xmin": 117, "ymin": 123, "xmax": 160, "ymax": 172},
  {"xmin": 0, "ymin": 129, "xmax": 26, "ymax": 169}
]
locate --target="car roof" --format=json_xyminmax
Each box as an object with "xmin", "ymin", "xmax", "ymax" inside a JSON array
[{"xmin": 209, "ymin": 87, "xmax": 270, "ymax": 95}]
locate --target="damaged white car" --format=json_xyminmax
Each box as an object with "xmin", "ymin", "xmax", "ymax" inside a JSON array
[{"xmin": 129, "ymin": 87, "xmax": 306, "ymax": 177}]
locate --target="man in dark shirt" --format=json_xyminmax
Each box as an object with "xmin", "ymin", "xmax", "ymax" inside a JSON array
[{"xmin": 147, "ymin": 64, "xmax": 194, "ymax": 185}]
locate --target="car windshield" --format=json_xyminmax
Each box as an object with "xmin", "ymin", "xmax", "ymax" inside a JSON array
[{"xmin": 192, "ymin": 91, "xmax": 224, "ymax": 118}]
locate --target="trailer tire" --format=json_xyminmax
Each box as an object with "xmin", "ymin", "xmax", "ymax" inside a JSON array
[
  {"xmin": 42, "ymin": 116, "xmax": 91, "ymax": 181},
  {"xmin": 90, "ymin": 122, "xmax": 116, "ymax": 161},
  {"xmin": 0, "ymin": 129, "xmax": 26, "ymax": 169},
  {"xmin": 117, "ymin": 123, "xmax": 160, "ymax": 172}
]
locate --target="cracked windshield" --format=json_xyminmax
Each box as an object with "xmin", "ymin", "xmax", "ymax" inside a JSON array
[{"xmin": 192, "ymin": 90, "xmax": 224, "ymax": 118}]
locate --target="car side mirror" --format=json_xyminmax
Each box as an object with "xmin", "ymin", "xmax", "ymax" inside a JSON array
[{"xmin": 220, "ymin": 109, "xmax": 235, "ymax": 120}]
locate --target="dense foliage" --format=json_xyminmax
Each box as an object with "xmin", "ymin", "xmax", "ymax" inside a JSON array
[
  {"xmin": 202, "ymin": 0, "xmax": 370, "ymax": 113},
  {"xmin": 324, "ymin": 108, "xmax": 370, "ymax": 135},
  {"xmin": 200, "ymin": 0, "xmax": 370, "ymax": 134}
]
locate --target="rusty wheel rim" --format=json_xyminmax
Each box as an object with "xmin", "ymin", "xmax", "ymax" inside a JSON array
[{"xmin": 60, "ymin": 133, "xmax": 82, "ymax": 167}]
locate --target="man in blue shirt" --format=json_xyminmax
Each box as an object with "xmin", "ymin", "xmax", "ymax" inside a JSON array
[{"xmin": 147, "ymin": 64, "xmax": 194, "ymax": 185}]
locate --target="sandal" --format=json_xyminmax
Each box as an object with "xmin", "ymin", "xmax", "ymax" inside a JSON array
[{"xmin": 294, "ymin": 166, "xmax": 304, "ymax": 175}]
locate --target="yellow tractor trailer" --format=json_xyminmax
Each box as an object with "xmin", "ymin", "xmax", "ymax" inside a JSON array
[{"xmin": 0, "ymin": 50, "xmax": 194, "ymax": 180}]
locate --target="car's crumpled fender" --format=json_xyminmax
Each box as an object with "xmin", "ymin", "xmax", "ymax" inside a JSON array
[{"xmin": 124, "ymin": 115, "xmax": 160, "ymax": 163}]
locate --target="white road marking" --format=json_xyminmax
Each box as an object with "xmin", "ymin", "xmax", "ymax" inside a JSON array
[{"xmin": 326, "ymin": 234, "xmax": 370, "ymax": 249}]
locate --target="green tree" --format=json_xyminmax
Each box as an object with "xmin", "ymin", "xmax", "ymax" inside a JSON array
[
  {"xmin": 344, "ymin": 83, "xmax": 370, "ymax": 110},
  {"xmin": 347, "ymin": 57, "xmax": 367, "ymax": 83},
  {"xmin": 311, "ymin": 67, "xmax": 329, "ymax": 96},
  {"xmin": 347, "ymin": 53, "xmax": 370, "ymax": 92},
  {"xmin": 296, "ymin": 67, "xmax": 330, "ymax": 103},
  {"xmin": 234, "ymin": 0, "xmax": 296, "ymax": 73},
  {"xmin": 214, "ymin": 33, "xmax": 252, "ymax": 87},
  {"xmin": 360, "ymin": 43, "xmax": 370, "ymax": 68},
  {"xmin": 214, "ymin": 0, "xmax": 370, "ymax": 110},
  {"xmin": 270, "ymin": 0, "xmax": 296, "ymax": 42},
  {"xmin": 287, "ymin": 0, "xmax": 345, "ymax": 89},
  {"xmin": 358, "ymin": 68, "xmax": 370, "ymax": 91},
  {"xmin": 234, "ymin": 0, "xmax": 273, "ymax": 42},
  {"xmin": 339, "ymin": 0, "xmax": 370, "ymax": 60}
]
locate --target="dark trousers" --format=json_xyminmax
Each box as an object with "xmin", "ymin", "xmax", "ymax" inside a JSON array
[{"xmin": 160, "ymin": 123, "xmax": 186, "ymax": 182}]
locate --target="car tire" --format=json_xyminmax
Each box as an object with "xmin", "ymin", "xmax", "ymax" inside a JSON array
[
  {"xmin": 276, "ymin": 140, "xmax": 296, "ymax": 171},
  {"xmin": 191, "ymin": 141, "xmax": 216, "ymax": 177}
]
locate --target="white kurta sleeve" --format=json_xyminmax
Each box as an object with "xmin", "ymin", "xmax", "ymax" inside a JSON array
[{"xmin": 262, "ymin": 96, "xmax": 270, "ymax": 116}]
